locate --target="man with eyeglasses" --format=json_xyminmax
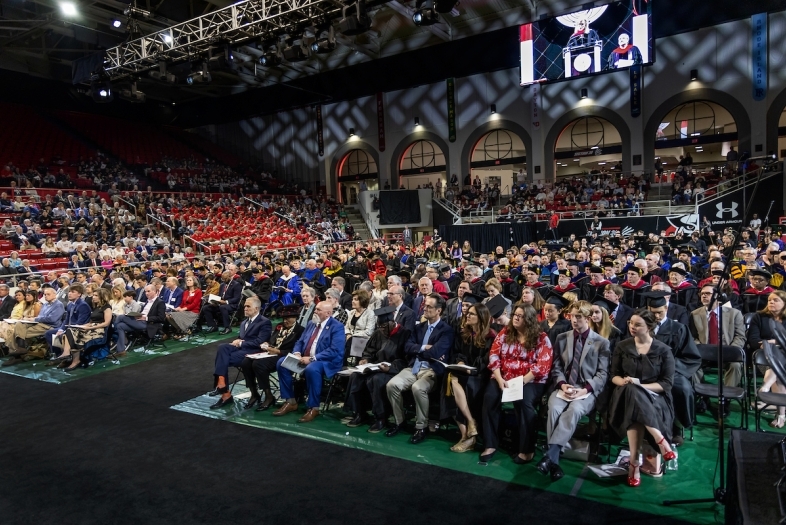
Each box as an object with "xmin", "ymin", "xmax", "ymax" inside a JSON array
[
  {"xmin": 208, "ymin": 296, "xmax": 272, "ymax": 409},
  {"xmin": 644, "ymin": 290, "xmax": 701, "ymax": 444},
  {"xmin": 385, "ymin": 293, "xmax": 453, "ymax": 444},
  {"xmin": 741, "ymin": 269, "xmax": 776, "ymax": 315},
  {"xmin": 379, "ymin": 285, "xmax": 415, "ymax": 333}
]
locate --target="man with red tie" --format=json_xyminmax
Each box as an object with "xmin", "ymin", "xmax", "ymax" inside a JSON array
[{"xmin": 273, "ymin": 301, "xmax": 345, "ymax": 422}]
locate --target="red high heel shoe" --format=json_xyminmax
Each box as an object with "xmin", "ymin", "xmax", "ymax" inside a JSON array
[
  {"xmin": 627, "ymin": 462, "xmax": 641, "ymax": 487},
  {"xmin": 657, "ymin": 437, "xmax": 676, "ymax": 461}
]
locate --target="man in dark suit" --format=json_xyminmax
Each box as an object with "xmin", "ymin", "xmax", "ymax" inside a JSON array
[
  {"xmin": 410, "ymin": 277, "xmax": 433, "ymax": 321},
  {"xmin": 652, "ymin": 281, "xmax": 690, "ymax": 325},
  {"xmin": 200, "ymin": 271, "xmax": 242, "ymax": 335},
  {"xmin": 646, "ymin": 291, "xmax": 702, "ymax": 444},
  {"xmin": 443, "ymin": 280, "xmax": 471, "ymax": 327},
  {"xmin": 382, "ymin": 285, "xmax": 416, "ymax": 334},
  {"xmin": 273, "ymin": 301, "xmax": 345, "ymax": 422},
  {"xmin": 604, "ymin": 284, "xmax": 633, "ymax": 335},
  {"xmin": 539, "ymin": 300, "xmax": 611, "ymax": 481},
  {"xmin": 114, "ymin": 285, "xmax": 167, "ymax": 355},
  {"xmin": 208, "ymin": 296, "xmax": 273, "ymax": 409},
  {"xmin": 0, "ymin": 284, "xmax": 17, "ymax": 321},
  {"xmin": 80, "ymin": 251, "xmax": 101, "ymax": 270},
  {"xmin": 330, "ymin": 276, "xmax": 353, "ymax": 311},
  {"xmin": 385, "ymin": 293, "xmax": 454, "ymax": 444}
]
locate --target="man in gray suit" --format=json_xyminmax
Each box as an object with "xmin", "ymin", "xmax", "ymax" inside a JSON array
[
  {"xmin": 689, "ymin": 283, "xmax": 746, "ymax": 387},
  {"xmin": 538, "ymin": 300, "xmax": 610, "ymax": 481}
]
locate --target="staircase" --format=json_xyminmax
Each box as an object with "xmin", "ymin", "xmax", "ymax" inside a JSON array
[{"xmin": 345, "ymin": 207, "xmax": 371, "ymax": 240}]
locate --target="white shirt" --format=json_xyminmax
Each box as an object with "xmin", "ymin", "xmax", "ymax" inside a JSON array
[{"xmin": 309, "ymin": 319, "xmax": 329, "ymax": 356}]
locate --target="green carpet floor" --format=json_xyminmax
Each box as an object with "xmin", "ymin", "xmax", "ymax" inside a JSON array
[
  {"xmin": 0, "ymin": 330, "xmax": 237, "ymax": 384},
  {"xmin": 172, "ymin": 381, "xmax": 774, "ymax": 525}
]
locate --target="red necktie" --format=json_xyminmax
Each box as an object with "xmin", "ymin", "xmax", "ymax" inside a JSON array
[
  {"xmin": 303, "ymin": 324, "xmax": 322, "ymax": 357},
  {"xmin": 708, "ymin": 311, "xmax": 719, "ymax": 345}
]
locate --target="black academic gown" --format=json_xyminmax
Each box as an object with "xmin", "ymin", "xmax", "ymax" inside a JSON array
[
  {"xmin": 654, "ymin": 318, "xmax": 702, "ymax": 429},
  {"xmin": 541, "ymin": 318, "xmax": 571, "ymax": 348}
]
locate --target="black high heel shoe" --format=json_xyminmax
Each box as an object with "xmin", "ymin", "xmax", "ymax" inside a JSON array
[{"xmin": 479, "ymin": 450, "xmax": 497, "ymax": 463}]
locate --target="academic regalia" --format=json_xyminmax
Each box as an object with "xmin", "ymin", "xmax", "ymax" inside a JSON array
[
  {"xmin": 621, "ymin": 281, "xmax": 651, "ymax": 308},
  {"xmin": 269, "ymin": 273, "xmax": 301, "ymax": 305},
  {"xmin": 653, "ymin": 318, "xmax": 701, "ymax": 429},
  {"xmin": 741, "ymin": 287, "xmax": 775, "ymax": 314}
]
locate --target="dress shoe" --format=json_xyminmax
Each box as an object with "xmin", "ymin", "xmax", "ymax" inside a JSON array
[
  {"xmin": 210, "ymin": 396, "xmax": 234, "ymax": 409},
  {"xmin": 368, "ymin": 420, "xmax": 387, "ymax": 433},
  {"xmin": 1, "ymin": 356, "xmax": 23, "ymax": 367},
  {"xmin": 409, "ymin": 428, "xmax": 428, "ymax": 444},
  {"xmin": 298, "ymin": 408, "xmax": 320, "ymax": 423},
  {"xmin": 273, "ymin": 402, "xmax": 298, "ymax": 416},
  {"xmin": 204, "ymin": 326, "xmax": 218, "ymax": 334},
  {"xmin": 385, "ymin": 423, "xmax": 404, "ymax": 437},
  {"xmin": 346, "ymin": 413, "xmax": 365, "ymax": 427},
  {"xmin": 208, "ymin": 387, "xmax": 221, "ymax": 397},
  {"xmin": 549, "ymin": 462, "xmax": 564, "ymax": 481},
  {"xmin": 218, "ymin": 327, "xmax": 231, "ymax": 335},
  {"xmin": 536, "ymin": 456, "xmax": 553, "ymax": 476},
  {"xmin": 243, "ymin": 396, "xmax": 261, "ymax": 410},
  {"xmin": 479, "ymin": 450, "xmax": 497, "ymax": 463},
  {"xmin": 627, "ymin": 463, "xmax": 641, "ymax": 487},
  {"xmin": 513, "ymin": 454, "xmax": 533, "ymax": 465},
  {"xmin": 256, "ymin": 397, "xmax": 276, "ymax": 412}
]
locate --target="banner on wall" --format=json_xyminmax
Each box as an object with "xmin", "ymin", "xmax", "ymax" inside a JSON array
[
  {"xmin": 376, "ymin": 92, "xmax": 386, "ymax": 152},
  {"xmin": 315, "ymin": 105, "xmax": 324, "ymax": 157},
  {"xmin": 531, "ymin": 82, "xmax": 541, "ymax": 130},
  {"xmin": 447, "ymin": 78, "xmax": 457, "ymax": 143},
  {"xmin": 630, "ymin": 64, "xmax": 641, "ymax": 118},
  {"xmin": 698, "ymin": 174, "xmax": 782, "ymax": 229},
  {"xmin": 751, "ymin": 13, "xmax": 767, "ymax": 101}
]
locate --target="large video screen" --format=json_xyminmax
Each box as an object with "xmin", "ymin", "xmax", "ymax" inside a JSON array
[{"xmin": 520, "ymin": 1, "xmax": 653, "ymax": 85}]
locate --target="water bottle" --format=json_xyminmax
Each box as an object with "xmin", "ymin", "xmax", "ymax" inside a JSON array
[{"xmin": 666, "ymin": 445, "xmax": 678, "ymax": 471}]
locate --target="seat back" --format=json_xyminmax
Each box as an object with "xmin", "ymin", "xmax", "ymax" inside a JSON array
[{"xmin": 695, "ymin": 344, "xmax": 745, "ymax": 364}]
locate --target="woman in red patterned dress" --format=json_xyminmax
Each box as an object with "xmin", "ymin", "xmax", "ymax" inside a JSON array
[{"xmin": 479, "ymin": 304, "xmax": 553, "ymax": 464}]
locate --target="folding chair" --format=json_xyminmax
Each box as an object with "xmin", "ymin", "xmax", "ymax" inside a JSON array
[
  {"xmin": 692, "ymin": 344, "xmax": 747, "ymax": 437},
  {"xmin": 752, "ymin": 347, "xmax": 786, "ymax": 432}
]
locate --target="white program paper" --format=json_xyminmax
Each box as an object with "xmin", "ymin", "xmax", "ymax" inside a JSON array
[{"xmin": 501, "ymin": 375, "xmax": 524, "ymax": 402}]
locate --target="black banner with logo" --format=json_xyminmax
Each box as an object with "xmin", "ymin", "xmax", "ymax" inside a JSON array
[
  {"xmin": 315, "ymin": 104, "xmax": 324, "ymax": 157},
  {"xmin": 534, "ymin": 215, "xmax": 679, "ymax": 239},
  {"xmin": 630, "ymin": 64, "xmax": 642, "ymax": 118},
  {"xmin": 447, "ymin": 78, "xmax": 456, "ymax": 143},
  {"xmin": 698, "ymin": 174, "xmax": 783, "ymax": 230}
]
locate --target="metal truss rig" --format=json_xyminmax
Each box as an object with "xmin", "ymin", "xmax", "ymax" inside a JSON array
[{"xmin": 103, "ymin": 0, "xmax": 339, "ymax": 79}]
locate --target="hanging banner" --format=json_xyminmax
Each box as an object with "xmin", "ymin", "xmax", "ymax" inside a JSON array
[
  {"xmin": 376, "ymin": 92, "xmax": 386, "ymax": 152},
  {"xmin": 630, "ymin": 64, "xmax": 642, "ymax": 118},
  {"xmin": 315, "ymin": 105, "xmax": 324, "ymax": 157},
  {"xmin": 446, "ymin": 78, "xmax": 457, "ymax": 143},
  {"xmin": 531, "ymin": 82, "xmax": 541, "ymax": 131},
  {"xmin": 751, "ymin": 13, "xmax": 767, "ymax": 101}
]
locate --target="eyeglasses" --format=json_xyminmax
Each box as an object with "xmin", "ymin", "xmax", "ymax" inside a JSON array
[
  {"xmin": 700, "ymin": 292, "xmax": 713, "ymax": 296},
  {"xmin": 512, "ymin": 314, "xmax": 524, "ymax": 320}
]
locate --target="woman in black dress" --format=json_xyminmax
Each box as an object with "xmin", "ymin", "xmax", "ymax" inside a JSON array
[
  {"xmin": 609, "ymin": 309, "xmax": 676, "ymax": 487},
  {"xmin": 442, "ymin": 303, "xmax": 496, "ymax": 453},
  {"xmin": 747, "ymin": 290, "xmax": 786, "ymax": 428},
  {"xmin": 56, "ymin": 288, "xmax": 113, "ymax": 371}
]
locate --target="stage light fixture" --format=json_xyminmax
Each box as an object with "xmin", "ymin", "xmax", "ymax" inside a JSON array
[
  {"xmin": 311, "ymin": 29, "xmax": 337, "ymax": 54},
  {"xmin": 490, "ymin": 104, "xmax": 496, "ymax": 114},
  {"xmin": 90, "ymin": 81, "xmax": 113, "ymax": 103},
  {"xmin": 690, "ymin": 69, "xmax": 698, "ymax": 81},
  {"xmin": 118, "ymin": 82, "xmax": 145, "ymax": 103},
  {"xmin": 60, "ymin": 2, "xmax": 78, "ymax": 17},
  {"xmin": 111, "ymin": 19, "xmax": 122, "ymax": 28},
  {"xmin": 186, "ymin": 62, "xmax": 211, "ymax": 85},
  {"xmin": 259, "ymin": 51, "xmax": 282, "ymax": 66},
  {"xmin": 580, "ymin": 88, "xmax": 588, "ymax": 99},
  {"xmin": 414, "ymin": 117, "xmax": 420, "ymax": 126},
  {"xmin": 337, "ymin": 1, "xmax": 371, "ymax": 36},
  {"xmin": 413, "ymin": 8, "xmax": 438, "ymax": 26}
]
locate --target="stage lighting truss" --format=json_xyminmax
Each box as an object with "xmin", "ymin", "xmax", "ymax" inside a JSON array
[{"xmin": 103, "ymin": 0, "xmax": 338, "ymax": 80}]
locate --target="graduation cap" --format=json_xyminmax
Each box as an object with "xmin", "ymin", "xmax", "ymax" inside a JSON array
[
  {"xmin": 641, "ymin": 290, "xmax": 670, "ymax": 308},
  {"xmin": 398, "ymin": 270, "xmax": 411, "ymax": 280},
  {"xmin": 486, "ymin": 295, "xmax": 508, "ymax": 319},
  {"xmin": 525, "ymin": 249, "xmax": 539, "ymax": 256},
  {"xmin": 624, "ymin": 249, "xmax": 637, "ymax": 256},
  {"xmin": 374, "ymin": 305, "xmax": 397, "ymax": 318},
  {"xmin": 546, "ymin": 294, "xmax": 571, "ymax": 309},
  {"xmin": 566, "ymin": 259, "xmax": 581, "ymax": 267},
  {"xmin": 252, "ymin": 267, "xmax": 265, "ymax": 274},
  {"xmin": 668, "ymin": 266, "xmax": 687, "ymax": 276},
  {"xmin": 627, "ymin": 266, "xmax": 644, "ymax": 275},
  {"xmin": 462, "ymin": 292, "xmax": 482, "ymax": 305},
  {"xmin": 588, "ymin": 265, "xmax": 603, "ymax": 274},
  {"xmin": 278, "ymin": 304, "xmax": 301, "ymax": 318},
  {"xmin": 750, "ymin": 269, "xmax": 772, "ymax": 280},
  {"xmin": 592, "ymin": 297, "xmax": 616, "ymax": 313},
  {"xmin": 527, "ymin": 264, "xmax": 541, "ymax": 274},
  {"xmin": 556, "ymin": 269, "xmax": 573, "ymax": 277}
]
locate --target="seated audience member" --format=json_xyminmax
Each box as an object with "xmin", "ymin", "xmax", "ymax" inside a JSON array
[
  {"xmin": 114, "ymin": 285, "xmax": 166, "ymax": 356},
  {"xmin": 383, "ymin": 285, "xmax": 416, "ymax": 334},
  {"xmin": 0, "ymin": 284, "xmax": 18, "ymax": 321},
  {"xmin": 609, "ymin": 309, "xmax": 676, "ymax": 487},
  {"xmin": 604, "ymin": 284, "xmax": 633, "ymax": 334},
  {"xmin": 52, "ymin": 288, "xmax": 113, "ymax": 371},
  {"xmin": 480, "ymin": 304, "xmax": 553, "ymax": 464},
  {"xmin": 651, "ymin": 281, "xmax": 690, "ymax": 326},
  {"xmin": 442, "ymin": 302, "xmax": 496, "ymax": 453},
  {"xmin": 540, "ymin": 294, "xmax": 571, "ymax": 345},
  {"xmin": 167, "ymin": 275, "xmax": 202, "ymax": 338},
  {"xmin": 689, "ymin": 283, "xmax": 746, "ymax": 388},
  {"xmin": 0, "ymin": 290, "xmax": 26, "ymax": 346},
  {"xmin": 295, "ymin": 287, "xmax": 317, "ymax": 328},
  {"xmin": 4, "ymin": 287, "xmax": 66, "ymax": 362},
  {"xmin": 200, "ymin": 271, "xmax": 242, "ymax": 335},
  {"xmin": 109, "ymin": 285, "xmax": 126, "ymax": 315},
  {"xmin": 273, "ymin": 301, "xmax": 345, "ymax": 422},
  {"xmin": 344, "ymin": 314, "xmax": 410, "ymax": 432},
  {"xmin": 122, "ymin": 290, "xmax": 142, "ymax": 315},
  {"xmin": 323, "ymin": 288, "xmax": 349, "ymax": 324},
  {"xmin": 209, "ymin": 297, "xmax": 272, "ymax": 409},
  {"xmin": 746, "ymin": 291, "xmax": 786, "ymax": 428},
  {"xmin": 250, "ymin": 267, "xmax": 273, "ymax": 305},
  {"xmin": 344, "ymin": 290, "xmax": 377, "ymax": 348},
  {"xmin": 269, "ymin": 264, "xmax": 301, "ymax": 306},
  {"xmin": 741, "ymin": 269, "xmax": 776, "ymax": 314},
  {"xmin": 330, "ymin": 276, "xmax": 353, "ymax": 311},
  {"xmin": 161, "ymin": 276, "xmax": 184, "ymax": 310},
  {"xmin": 539, "ymin": 301, "xmax": 610, "ymax": 481},
  {"xmin": 386, "ymin": 293, "xmax": 454, "ymax": 444},
  {"xmin": 239, "ymin": 304, "xmax": 304, "ymax": 411}
]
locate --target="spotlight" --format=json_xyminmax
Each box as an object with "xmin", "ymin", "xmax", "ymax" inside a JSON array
[
  {"xmin": 111, "ymin": 19, "xmax": 122, "ymax": 28},
  {"xmin": 690, "ymin": 69, "xmax": 698, "ymax": 81},
  {"xmin": 413, "ymin": 8, "xmax": 438, "ymax": 26},
  {"xmin": 349, "ymin": 128, "xmax": 355, "ymax": 137},
  {"xmin": 490, "ymin": 104, "xmax": 496, "ymax": 114},
  {"xmin": 414, "ymin": 117, "xmax": 420, "ymax": 126},
  {"xmin": 259, "ymin": 52, "xmax": 282, "ymax": 66},
  {"xmin": 90, "ymin": 82, "xmax": 113, "ymax": 103},
  {"xmin": 434, "ymin": 0, "xmax": 458, "ymax": 13},
  {"xmin": 186, "ymin": 62, "xmax": 211, "ymax": 85},
  {"xmin": 162, "ymin": 34, "xmax": 173, "ymax": 44},
  {"xmin": 281, "ymin": 40, "xmax": 309, "ymax": 62},
  {"xmin": 59, "ymin": 2, "xmax": 78, "ymax": 17},
  {"xmin": 118, "ymin": 82, "xmax": 145, "ymax": 103},
  {"xmin": 580, "ymin": 88, "xmax": 588, "ymax": 99},
  {"xmin": 337, "ymin": 1, "xmax": 371, "ymax": 36},
  {"xmin": 311, "ymin": 38, "xmax": 336, "ymax": 54},
  {"xmin": 149, "ymin": 61, "xmax": 176, "ymax": 83}
]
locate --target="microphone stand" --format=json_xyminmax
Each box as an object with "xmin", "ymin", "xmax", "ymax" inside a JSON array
[{"xmin": 663, "ymin": 160, "xmax": 774, "ymax": 507}]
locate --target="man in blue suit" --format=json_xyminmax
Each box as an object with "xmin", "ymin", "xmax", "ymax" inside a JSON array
[
  {"xmin": 273, "ymin": 301, "xmax": 345, "ymax": 423},
  {"xmin": 48, "ymin": 283, "xmax": 92, "ymax": 354},
  {"xmin": 209, "ymin": 296, "xmax": 272, "ymax": 409},
  {"xmin": 200, "ymin": 271, "xmax": 243, "ymax": 335},
  {"xmin": 385, "ymin": 293, "xmax": 454, "ymax": 444},
  {"xmin": 161, "ymin": 277, "xmax": 184, "ymax": 311}
]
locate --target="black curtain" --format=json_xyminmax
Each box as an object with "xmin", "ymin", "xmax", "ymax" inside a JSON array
[
  {"xmin": 379, "ymin": 190, "xmax": 421, "ymax": 225},
  {"xmin": 438, "ymin": 222, "xmax": 536, "ymax": 252}
]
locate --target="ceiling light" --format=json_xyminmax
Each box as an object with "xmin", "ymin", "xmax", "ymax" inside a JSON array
[
  {"xmin": 414, "ymin": 117, "xmax": 420, "ymax": 126},
  {"xmin": 162, "ymin": 34, "xmax": 173, "ymax": 44},
  {"xmin": 598, "ymin": 162, "xmax": 606, "ymax": 165},
  {"xmin": 573, "ymin": 159, "xmax": 580, "ymax": 162},
  {"xmin": 580, "ymin": 88, "xmax": 588, "ymax": 99},
  {"xmin": 413, "ymin": 8, "xmax": 439, "ymax": 26},
  {"xmin": 112, "ymin": 19, "xmax": 122, "ymax": 28},
  {"xmin": 590, "ymin": 146, "xmax": 598, "ymax": 150},
  {"xmin": 690, "ymin": 69, "xmax": 698, "ymax": 81},
  {"xmin": 349, "ymin": 128, "xmax": 355, "ymax": 137},
  {"xmin": 490, "ymin": 104, "xmax": 496, "ymax": 114},
  {"xmin": 60, "ymin": 2, "xmax": 78, "ymax": 16}
]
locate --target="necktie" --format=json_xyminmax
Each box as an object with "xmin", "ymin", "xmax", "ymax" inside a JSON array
[
  {"xmin": 568, "ymin": 333, "xmax": 583, "ymax": 386},
  {"xmin": 412, "ymin": 324, "xmax": 434, "ymax": 375},
  {"xmin": 457, "ymin": 301, "xmax": 462, "ymax": 318},
  {"xmin": 609, "ymin": 309, "xmax": 616, "ymax": 323},
  {"xmin": 708, "ymin": 311, "xmax": 719, "ymax": 345},
  {"xmin": 418, "ymin": 297, "xmax": 425, "ymax": 316},
  {"xmin": 241, "ymin": 319, "xmax": 249, "ymax": 338},
  {"xmin": 303, "ymin": 324, "xmax": 322, "ymax": 357}
]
